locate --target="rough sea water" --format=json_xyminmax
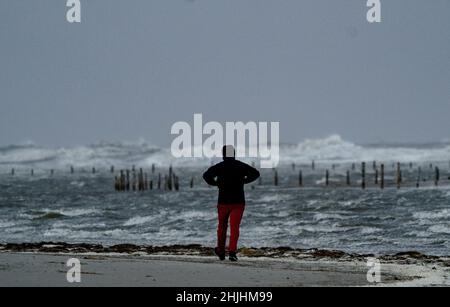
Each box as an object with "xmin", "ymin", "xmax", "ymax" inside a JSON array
[{"xmin": 1, "ymin": 135, "xmax": 449, "ymax": 256}]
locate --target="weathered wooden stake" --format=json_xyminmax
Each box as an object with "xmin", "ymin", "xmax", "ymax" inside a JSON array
[
  {"xmin": 174, "ymin": 176, "xmax": 179, "ymax": 191},
  {"xmin": 139, "ymin": 168, "xmax": 144, "ymax": 191},
  {"xmin": 375, "ymin": 168, "xmax": 378, "ymax": 185},
  {"xmin": 70, "ymin": 166, "xmax": 74, "ymax": 174},
  {"xmin": 31, "ymin": 169, "xmax": 34, "ymax": 176},
  {"xmin": 151, "ymin": 164, "xmax": 155, "ymax": 174},
  {"xmin": 435, "ymin": 167, "xmax": 440, "ymax": 186},
  {"xmin": 396, "ymin": 162, "xmax": 401, "ymax": 189},
  {"xmin": 373, "ymin": 161, "xmax": 376, "ymax": 170},
  {"xmin": 158, "ymin": 173, "xmax": 161, "ymax": 189},
  {"xmin": 361, "ymin": 162, "xmax": 366, "ymax": 190},
  {"xmin": 164, "ymin": 175, "xmax": 168, "ymax": 190},
  {"xmin": 11, "ymin": 168, "xmax": 15, "ymax": 176},
  {"xmin": 416, "ymin": 167, "xmax": 421, "ymax": 188},
  {"xmin": 120, "ymin": 170, "xmax": 125, "ymax": 191},
  {"xmin": 299, "ymin": 170, "xmax": 303, "ymax": 187},
  {"xmin": 168, "ymin": 166, "xmax": 173, "ymax": 191},
  {"xmin": 325, "ymin": 170, "xmax": 329, "ymax": 186},
  {"xmin": 346, "ymin": 170, "xmax": 351, "ymax": 186},
  {"xmin": 126, "ymin": 170, "xmax": 130, "ymax": 191},
  {"xmin": 380, "ymin": 164, "xmax": 385, "ymax": 189},
  {"xmin": 190, "ymin": 177, "xmax": 194, "ymax": 188},
  {"xmin": 312, "ymin": 160, "xmax": 315, "ymax": 170},
  {"xmin": 274, "ymin": 170, "xmax": 278, "ymax": 186},
  {"xmin": 132, "ymin": 171, "xmax": 136, "ymax": 191}
]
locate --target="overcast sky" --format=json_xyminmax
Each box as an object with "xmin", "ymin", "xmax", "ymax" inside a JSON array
[{"xmin": 0, "ymin": 0, "xmax": 449, "ymax": 147}]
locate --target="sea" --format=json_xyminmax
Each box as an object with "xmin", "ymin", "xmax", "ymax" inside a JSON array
[{"xmin": 1, "ymin": 135, "xmax": 449, "ymax": 256}]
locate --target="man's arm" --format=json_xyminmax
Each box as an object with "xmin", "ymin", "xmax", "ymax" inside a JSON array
[
  {"xmin": 203, "ymin": 165, "xmax": 218, "ymax": 186},
  {"xmin": 243, "ymin": 163, "xmax": 260, "ymax": 184}
]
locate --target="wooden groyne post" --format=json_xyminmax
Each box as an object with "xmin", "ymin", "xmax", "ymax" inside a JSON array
[
  {"xmin": 120, "ymin": 170, "xmax": 125, "ymax": 191},
  {"xmin": 380, "ymin": 164, "xmax": 385, "ymax": 189},
  {"xmin": 346, "ymin": 170, "xmax": 350, "ymax": 186},
  {"xmin": 138, "ymin": 168, "xmax": 144, "ymax": 191},
  {"xmin": 416, "ymin": 167, "xmax": 421, "ymax": 188},
  {"xmin": 396, "ymin": 162, "xmax": 401, "ymax": 189},
  {"xmin": 435, "ymin": 167, "xmax": 440, "ymax": 186},
  {"xmin": 168, "ymin": 166, "xmax": 173, "ymax": 191},
  {"xmin": 274, "ymin": 169, "xmax": 279, "ymax": 186},
  {"xmin": 125, "ymin": 169, "xmax": 130, "ymax": 191},
  {"xmin": 298, "ymin": 170, "xmax": 303, "ymax": 187},
  {"xmin": 325, "ymin": 169, "xmax": 329, "ymax": 187},
  {"xmin": 361, "ymin": 162, "xmax": 366, "ymax": 189},
  {"xmin": 174, "ymin": 176, "xmax": 179, "ymax": 191}
]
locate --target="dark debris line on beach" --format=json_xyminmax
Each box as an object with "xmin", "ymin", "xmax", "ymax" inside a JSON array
[{"xmin": 1, "ymin": 242, "xmax": 449, "ymax": 267}]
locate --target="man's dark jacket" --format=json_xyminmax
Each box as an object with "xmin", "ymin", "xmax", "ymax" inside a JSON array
[{"xmin": 203, "ymin": 158, "xmax": 260, "ymax": 205}]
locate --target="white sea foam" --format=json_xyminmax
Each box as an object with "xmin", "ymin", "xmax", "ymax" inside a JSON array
[
  {"xmin": 41, "ymin": 208, "xmax": 100, "ymax": 217},
  {"xmin": 413, "ymin": 209, "xmax": 450, "ymax": 220},
  {"xmin": 1, "ymin": 135, "xmax": 449, "ymax": 170},
  {"xmin": 0, "ymin": 220, "xmax": 16, "ymax": 228},
  {"xmin": 124, "ymin": 215, "xmax": 158, "ymax": 226},
  {"xmin": 313, "ymin": 213, "xmax": 346, "ymax": 221},
  {"xmin": 428, "ymin": 225, "xmax": 450, "ymax": 234}
]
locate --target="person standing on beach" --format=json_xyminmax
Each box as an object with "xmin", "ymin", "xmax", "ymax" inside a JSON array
[{"xmin": 203, "ymin": 145, "xmax": 260, "ymax": 262}]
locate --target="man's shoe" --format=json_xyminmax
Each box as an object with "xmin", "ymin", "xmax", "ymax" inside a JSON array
[
  {"xmin": 229, "ymin": 251, "xmax": 238, "ymax": 262},
  {"xmin": 215, "ymin": 247, "xmax": 225, "ymax": 260}
]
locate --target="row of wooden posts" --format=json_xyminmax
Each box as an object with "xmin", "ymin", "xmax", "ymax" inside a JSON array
[
  {"xmin": 114, "ymin": 165, "xmax": 194, "ymax": 192},
  {"xmin": 281, "ymin": 161, "xmax": 443, "ymax": 189},
  {"xmin": 6, "ymin": 160, "xmax": 446, "ymax": 190}
]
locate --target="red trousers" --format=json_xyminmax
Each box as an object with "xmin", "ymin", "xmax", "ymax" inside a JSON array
[{"xmin": 216, "ymin": 204, "xmax": 245, "ymax": 253}]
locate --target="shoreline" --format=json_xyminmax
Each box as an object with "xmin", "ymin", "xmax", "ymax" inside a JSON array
[{"xmin": 1, "ymin": 243, "xmax": 449, "ymax": 287}]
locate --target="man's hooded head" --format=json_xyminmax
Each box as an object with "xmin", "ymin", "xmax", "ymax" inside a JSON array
[{"xmin": 222, "ymin": 145, "xmax": 235, "ymax": 160}]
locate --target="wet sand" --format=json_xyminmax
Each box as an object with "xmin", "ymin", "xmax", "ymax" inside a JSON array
[{"xmin": 0, "ymin": 243, "xmax": 449, "ymax": 287}]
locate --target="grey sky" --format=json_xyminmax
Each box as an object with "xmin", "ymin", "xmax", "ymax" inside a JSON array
[{"xmin": 0, "ymin": 0, "xmax": 449, "ymax": 147}]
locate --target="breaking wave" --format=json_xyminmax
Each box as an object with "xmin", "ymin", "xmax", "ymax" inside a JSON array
[{"xmin": 1, "ymin": 135, "xmax": 450, "ymax": 170}]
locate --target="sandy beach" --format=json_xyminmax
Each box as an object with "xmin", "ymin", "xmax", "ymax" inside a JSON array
[{"xmin": 1, "ymin": 244, "xmax": 449, "ymax": 287}]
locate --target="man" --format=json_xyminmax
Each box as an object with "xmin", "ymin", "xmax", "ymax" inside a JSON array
[{"xmin": 203, "ymin": 145, "xmax": 260, "ymax": 261}]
